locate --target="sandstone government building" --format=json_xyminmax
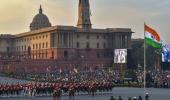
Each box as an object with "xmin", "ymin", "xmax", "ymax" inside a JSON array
[{"xmin": 0, "ymin": 0, "xmax": 133, "ymax": 73}]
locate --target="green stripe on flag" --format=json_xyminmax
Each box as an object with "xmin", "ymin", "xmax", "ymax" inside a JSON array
[{"xmin": 145, "ymin": 37, "xmax": 162, "ymax": 48}]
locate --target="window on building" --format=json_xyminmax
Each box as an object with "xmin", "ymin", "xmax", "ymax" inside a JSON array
[
  {"xmin": 97, "ymin": 43, "xmax": 99, "ymax": 48},
  {"xmin": 22, "ymin": 46, "xmax": 23, "ymax": 51},
  {"xmin": 97, "ymin": 53, "xmax": 100, "ymax": 58},
  {"xmin": 39, "ymin": 36, "xmax": 41, "ymax": 39},
  {"xmin": 39, "ymin": 43, "xmax": 41, "ymax": 49},
  {"xmin": 46, "ymin": 42, "xmax": 48, "ymax": 48},
  {"xmin": 39, "ymin": 53, "xmax": 41, "ymax": 59},
  {"xmin": 42, "ymin": 53, "xmax": 44, "ymax": 59},
  {"xmin": 33, "ymin": 44, "xmax": 35, "ymax": 50},
  {"xmin": 46, "ymin": 35, "xmax": 48, "ymax": 38},
  {"xmin": 42, "ymin": 43, "xmax": 45, "ymax": 48},
  {"xmin": 64, "ymin": 51, "xmax": 68, "ymax": 58},
  {"xmin": 86, "ymin": 42, "xmax": 90, "ymax": 48},
  {"xmin": 103, "ymin": 43, "xmax": 106, "ymax": 48},
  {"xmin": 50, "ymin": 33, "xmax": 55, "ymax": 48},
  {"xmin": 77, "ymin": 42, "xmax": 79, "ymax": 48},
  {"xmin": 6, "ymin": 47, "xmax": 9, "ymax": 53},
  {"xmin": 103, "ymin": 35, "xmax": 106, "ymax": 39},
  {"xmin": 25, "ymin": 45, "xmax": 26, "ymax": 51},
  {"xmin": 6, "ymin": 41, "xmax": 9, "ymax": 44},
  {"xmin": 19, "ymin": 46, "xmax": 21, "ymax": 51},
  {"xmin": 86, "ymin": 35, "xmax": 90, "ymax": 39},
  {"xmin": 97, "ymin": 35, "xmax": 99, "ymax": 39},
  {"xmin": 16, "ymin": 46, "xmax": 18, "ymax": 51},
  {"xmin": 32, "ymin": 54, "xmax": 34, "ymax": 59},
  {"xmin": 27, "ymin": 46, "xmax": 31, "ymax": 56},
  {"xmin": 77, "ymin": 34, "xmax": 79, "ymax": 38},
  {"xmin": 36, "ymin": 44, "xmax": 38, "ymax": 49},
  {"xmin": 51, "ymin": 51, "xmax": 54, "ymax": 59},
  {"xmin": 46, "ymin": 51, "xmax": 48, "ymax": 59},
  {"xmin": 85, "ymin": 19, "xmax": 88, "ymax": 23}
]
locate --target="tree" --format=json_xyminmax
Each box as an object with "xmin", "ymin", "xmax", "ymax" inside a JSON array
[
  {"xmin": 130, "ymin": 40, "xmax": 161, "ymax": 69},
  {"xmin": 130, "ymin": 41, "xmax": 144, "ymax": 69}
]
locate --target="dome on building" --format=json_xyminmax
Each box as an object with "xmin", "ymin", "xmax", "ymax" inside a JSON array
[{"xmin": 30, "ymin": 5, "xmax": 51, "ymax": 31}]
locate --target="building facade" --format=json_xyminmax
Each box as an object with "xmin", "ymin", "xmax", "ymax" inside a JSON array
[{"xmin": 0, "ymin": 0, "xmax": 133, "ymax": 73}]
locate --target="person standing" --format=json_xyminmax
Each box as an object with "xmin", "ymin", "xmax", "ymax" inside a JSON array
[
  {"xmin": 145, "ymin": 93, "xmax": 149, "ymax": 100},
  {"xmin": 118, "ymin": 96, "xmax": 123, "ymax": 100},
  {"xmin": 53, "ymin": 90, "xmax": 57, "ymax": 100},
  {"xmin": 133, "ymin": 96, "xmax": 137, "ymax": 100},
  {"xmin": 128, "ymin": 96, "xmax": 132, "ymax": 100},
  {"xmin": 138, "ymin": 96, "xmax": 142, "ymax": 100},
  {"xmin": 110, "ymin": 96, "xmax": 116, "ymax": 100}
]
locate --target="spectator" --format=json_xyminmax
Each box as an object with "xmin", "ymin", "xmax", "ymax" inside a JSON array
[
  {"xmin": 128, "ymin": 96, "xmax": 132, "ymax": 100},
  {"xmin": 118, "ymin": 96, "xmax": 123, "ymax": 100},
  {"xmin": 133, "ymin": 96, "xmax": 137, "ymax": 100},
  {"xmin": 138, "ymin": 96, "xmax": 142, "ymax": 100},
  {"xmin": 110, "ymin": 96, "xmax": 116, "ymax": 100},
  {"xmin": 145, "ymin": 93, "xmax": 149, "ymax": 100}
]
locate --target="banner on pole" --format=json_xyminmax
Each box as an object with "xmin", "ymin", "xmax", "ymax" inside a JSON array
[{"xmin": 114, "ymin": 49, "xmax": 127, "ymax": 63}]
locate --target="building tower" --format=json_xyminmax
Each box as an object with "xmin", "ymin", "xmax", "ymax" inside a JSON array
[
  {"xmin": 77, "ymin": 0, "xmax": 92, "ymax": 29},
  {"xmin": 30, "ymin": 5, "xmax": 51, "ymax": 31}
]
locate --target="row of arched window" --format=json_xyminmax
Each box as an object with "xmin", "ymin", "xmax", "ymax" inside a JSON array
[
  {"xmin": 16, "ymin": 34, "xmax": 48, "ymax": 43},
  {"xmin": 16, "ymin": 42, "xmax": 48, "ymax": 52},
  {"xmin": 76, "ymin": 42, "xmax": 106, "ymax": 48}
]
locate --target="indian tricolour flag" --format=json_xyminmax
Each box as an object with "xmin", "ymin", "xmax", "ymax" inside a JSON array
[{"xmin": 144, "ymin": 24, "xmax": 162, "ymax": 48}]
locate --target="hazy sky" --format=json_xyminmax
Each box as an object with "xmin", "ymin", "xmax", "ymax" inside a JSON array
[{"xmin": 0, "ymin": 0, "xmax": 170, "ymax": 44}]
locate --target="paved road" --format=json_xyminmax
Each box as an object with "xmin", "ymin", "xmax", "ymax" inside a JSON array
[
  {"xmin": 0, "ymin": 76, "xmax": 170, "ymax": 100},
  {"xmin": 0, "ymin": 90, "xmax": 139, "ymax": 100},
  {"xmin": 1, "ymin": 88, "xmax": 170, "ymax": 100}
]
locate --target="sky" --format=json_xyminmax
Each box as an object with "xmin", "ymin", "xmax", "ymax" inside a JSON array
[{"xmin": 0, "ymin": 0, "xmax": 170, "ymax": 44}]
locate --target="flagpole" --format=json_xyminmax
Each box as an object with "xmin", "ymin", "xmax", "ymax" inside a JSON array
[{"xmin": 144, "ymin": 23, "xmax": 146, "ymax": 95}]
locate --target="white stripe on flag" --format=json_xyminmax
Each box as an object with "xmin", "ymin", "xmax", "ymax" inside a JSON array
[{"xmin": 145, "ymin": 31, "xmax": 159, "ymax": 43}]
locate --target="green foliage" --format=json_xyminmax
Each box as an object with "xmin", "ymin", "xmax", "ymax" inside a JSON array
[
  {"xmin": 131, "ymin": 41, "xmax": 144, "ymax": 68},
  {"xmin": 124, "ymin": 70, "xmax": 137, "ymax": 81},
  {"xmin": 146, "ymin": 46, "xmax": 156, "ymax": 69},
  {"xmin": 131, "ymin": 41, "xmax": 161, "ymax": 69}
]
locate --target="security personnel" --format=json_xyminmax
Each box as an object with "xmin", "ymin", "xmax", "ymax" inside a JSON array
[
  {"xmin": 145, "ymin": 93, "xmax": 149, "ymax": 100},
  {"xmin": 118, "ymin": 96, "xmax": 123, "ymax": 100}
]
